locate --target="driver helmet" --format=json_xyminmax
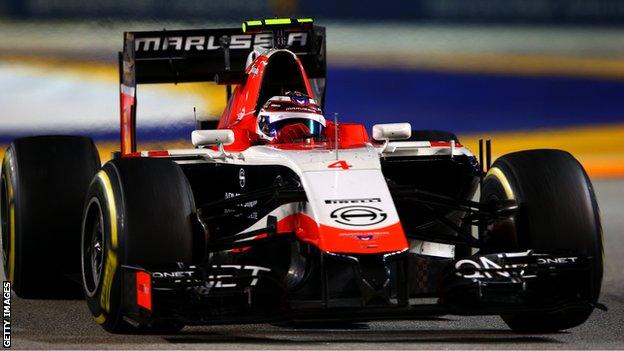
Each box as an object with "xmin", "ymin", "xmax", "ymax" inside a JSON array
[{"xmin": 257, "ymin": 92, "xmax": 326, "ymax": 142}]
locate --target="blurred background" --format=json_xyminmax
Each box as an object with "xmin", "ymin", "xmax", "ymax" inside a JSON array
[{"xmin": 1, "ymin": 0, "xmax": 623, "ymax": 178}]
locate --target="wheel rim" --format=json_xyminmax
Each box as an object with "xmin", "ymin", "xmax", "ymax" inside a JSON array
[{"xmin": 82, "ymin": 198, "xmax": 105, "ymax": 297}]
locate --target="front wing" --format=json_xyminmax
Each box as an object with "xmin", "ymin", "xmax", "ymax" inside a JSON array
[{"xmin": 119, "ymin": 249, "xmax": 599, "ymax": 326}]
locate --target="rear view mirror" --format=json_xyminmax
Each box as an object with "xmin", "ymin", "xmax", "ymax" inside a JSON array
[
  {"xmin": 372, "ymin": 123, "xmax": 412, "ymax": 141},
  {"xmin": 191, "ymin": 129, "xmax": 235, "ymax": 147}
]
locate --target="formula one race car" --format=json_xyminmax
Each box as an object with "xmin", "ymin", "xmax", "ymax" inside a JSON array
[{"xmin": 1, "ymin": 18, "xmax": 604, "ymax": 334}]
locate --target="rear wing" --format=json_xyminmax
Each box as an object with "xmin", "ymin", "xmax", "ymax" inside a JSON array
[{"xmin": 119, "ymin": 19, "xmax": 326, "ymax": 154}]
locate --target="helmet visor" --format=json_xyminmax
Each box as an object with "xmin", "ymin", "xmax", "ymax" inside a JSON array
[{"xmin": 259, "ymin": 116, "xmax": 325, "ymax": 140}]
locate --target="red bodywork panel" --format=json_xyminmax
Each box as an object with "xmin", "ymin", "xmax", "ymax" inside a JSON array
[
  {"xmin": 293, "ymin": 214, "xmax": 407, "ymax": 254},
  {"xmin": 236, "ymin": 213, "xmax": 408, "ymax": 255}
]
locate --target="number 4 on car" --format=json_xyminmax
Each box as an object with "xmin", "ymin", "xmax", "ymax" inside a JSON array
[{"xmin": 328, "ymin": 161, "xmax": 351, "ymax": 169}]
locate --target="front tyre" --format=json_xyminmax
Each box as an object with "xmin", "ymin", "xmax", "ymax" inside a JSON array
[
  {"xmin": 481, "ymin": 149, "xmax": 603, "ymax": 333},
  {"xmin": 82, "ymin": 158, "xmax": 195, "ymax": 333}
]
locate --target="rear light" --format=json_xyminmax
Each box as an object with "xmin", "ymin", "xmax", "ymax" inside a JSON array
[{"xmin": 136, "ymin": 271, "xmax": 152, "ymax": 311}]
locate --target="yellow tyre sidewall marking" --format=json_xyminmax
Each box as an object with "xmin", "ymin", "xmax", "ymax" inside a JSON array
[
  {"xmin": 94, "ymin": 313, "xmax": 106, "ymax": 325},
  {"xmin": 485, "ymin": 167, "xmax": 515, "ymax": 200},
  {"xmin": 95, "ymin": 170, "xmax": 119, "ymax": 321},
  {"xmin": 7, "ymin": 168, "xmax": 15, "ymax": 283},
  {"xmin": 97, "ymin": 171, "xmax": 118, "ymax": 250},
  {"xmin": 8, "ymin": 204, "xmax": 15, "ymax": 283},
  {"xmin": 100, "ymin": 250, "xmax": 118, "ymax": 314}
]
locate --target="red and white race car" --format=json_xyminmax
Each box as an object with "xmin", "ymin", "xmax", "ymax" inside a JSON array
[{"xmin": 1, "ymin": 18, "xmax": 604, "ymax": 334}]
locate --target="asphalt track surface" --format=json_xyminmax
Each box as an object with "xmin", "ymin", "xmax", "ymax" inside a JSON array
[{"xmin": 2, "ymin": 180, "xmax": 623, "ymax": 350}]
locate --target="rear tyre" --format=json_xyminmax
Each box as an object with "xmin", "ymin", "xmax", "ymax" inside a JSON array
[
  {"xmin": 81, "ymin": 157, "xmax": 195, "ymax": 333},
  {"xmin": 1, "ymin": 136, "xmax": 100, "ymax": 298},
  {"xmin": 481, "ymin": 149, "xmax": 603, "ymax": 333}
]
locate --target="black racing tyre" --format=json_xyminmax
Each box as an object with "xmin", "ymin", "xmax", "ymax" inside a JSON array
[
  {"xmin": 81, "ymin": 157, "xmax": 195, "ymax": 333},
  {"xmin": 481, "ymin": 149, "xmax": 603, "ymax": 333},
  {"xmin": 1, "ymin": 136, "xmax": 100, "ymax": 298},
  {"xmin": 408, "ymin": 130, "xmax": 459, "ymax": 143}
]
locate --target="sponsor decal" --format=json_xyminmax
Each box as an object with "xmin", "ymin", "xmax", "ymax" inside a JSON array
[
  {"xmin": 192, "ymin": 265, "xmax": 271, "ymax": 295},
  {"xmin": 238, "ymin": 168, "xmax": 246, "ymax": 188},
  {"xmin": 330, "ymin": 205, "xmax": 388, "ymax": 227},
  {"xmin": 537, "ymin": 257, "xmax": 578, "ymax": 264},
  {"xmin": 224, "ymin": 192, "xmax": 257, "ymax": 207},
  {"xmin": 152, "ymin": 271, "xmax": 195, "ymax": 279},
  {"xmin": 284, "ymin": 106, "xmax": 316, "ymax": 112},
  {"xmin": 135, "ymin": 32, "xmax": 308, "ymax": 52},
  {"xmin": 2, "ymin": 281, "xmax": 10, "ymax": 348},
  {"xmin": 224, "ymin": 192, "xmax": 258, "ymax": 219},
  {"xmin": 455, "ymin": 256, "xmax": 519, "ymax": 279},
  {"xmin": 290, "ymin": 95, "xmax": 309, "ymax": 106},
  {"xmin": 338, "ymin": 231, "xmax": 390, "ymax": 242},
  {"xmin": 455, "ymin": 254, "xmax": 581, "ymax": 280},
  {"xmin": 325, "ymin": 198, "xmax": 381, "ymax": 204}
]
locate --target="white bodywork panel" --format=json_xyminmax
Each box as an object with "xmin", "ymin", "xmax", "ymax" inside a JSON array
[
  {"xmin": 166, "ymin": 141, "xmax": 473, "ymax": 258},
  {"xmin": 303, "ymin": 169, "xmax": 399, "ymax": 231}
]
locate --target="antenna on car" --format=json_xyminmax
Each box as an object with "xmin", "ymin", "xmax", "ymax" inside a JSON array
[{"xmin": 334, "ymin": 112, "xmax": 339, "ymax": 160}]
